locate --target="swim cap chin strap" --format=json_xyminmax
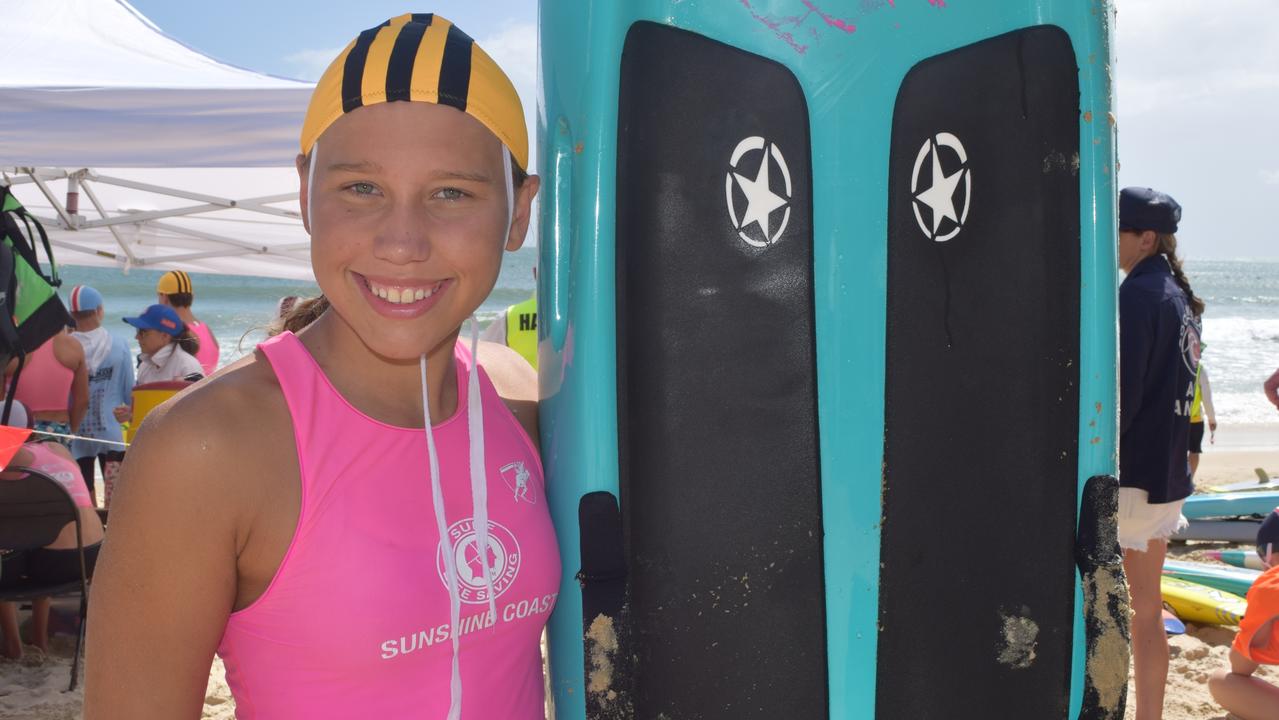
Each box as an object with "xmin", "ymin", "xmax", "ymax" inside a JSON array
[
  {"xmin": 415, "ymin": 152, "xmax": 513, "ymax": 719},
  {"xmin": 420, "ymin": 318, "xmax": 495, "ymax": 720}
]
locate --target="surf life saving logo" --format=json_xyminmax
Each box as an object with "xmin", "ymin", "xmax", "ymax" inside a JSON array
[
  {"xmin": 911, "ymin": 132, "xmax": 972, "ymax": 242},
  {"xmin": 725, "ymin": 136, "xmax": 793, "ymax": 248},
  {"xmin": 436, "ymin": 518, "xmax": 522, "ymax": 604},
  {"xmin": 1179, "ymin": 305, "xmax": 1203, "ymax": 375},
  {"xmin": 500, "ymin": 460, "xmax": 536, "ymax": 504}
]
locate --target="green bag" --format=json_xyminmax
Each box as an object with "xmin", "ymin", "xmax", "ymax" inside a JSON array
[{"xmin": 0, "ymin": 185, "xmax": 73, "ymax": 424}]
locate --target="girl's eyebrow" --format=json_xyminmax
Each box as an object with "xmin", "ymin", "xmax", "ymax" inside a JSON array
[
  {"xmin": 327, "ymin": 161, "xmax": 382, "ymax": 173},
  {"xmin": 325, "ymin": 162, "xmax": 490, "ymax": 184}
]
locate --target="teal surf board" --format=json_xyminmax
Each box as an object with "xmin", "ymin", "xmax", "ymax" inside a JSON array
[
  {"xmin": 1184, "ymin": 492, "xmax": 1279, "ymax": 520},
  {"xmin": 1163, "ymin": 559, "xmax": 1259, "ymax": 598},
  {"xmin": 1211, "ymin": 549, "xmax": 1267, "ymax": 571},
  {"xmin": 538, "ymin": 1, "xmax": 1123, "ymax": 718}
]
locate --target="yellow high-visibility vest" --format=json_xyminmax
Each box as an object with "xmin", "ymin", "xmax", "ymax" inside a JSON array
[{"xmin": 505, "ymin": 295, "xmax": 538, "ymax": 369}]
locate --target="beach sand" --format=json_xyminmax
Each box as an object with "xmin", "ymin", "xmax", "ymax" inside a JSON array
[
  {"xmin": 1124, "ymin": 424, "xmax": 1279, "ymax": 720},
  {"xmin": 0, "ymin": 633, "xmax": 233, "ymax": 719},
  {"xmin": 2, "ymin": 424, "xmax": 1276, "ymax": 719}
]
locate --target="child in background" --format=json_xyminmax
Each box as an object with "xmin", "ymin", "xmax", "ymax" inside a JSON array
[
  {"xmin": 1208, "ymin": 510, "xmax": 1279, "ymax": 718},
  {"xmin": 69, "ymin": 285, "xmax": 133, "ymax": 506},
  {"xmin": 155, "ymin": 270, "xmax": 219, "ymax": 376}
]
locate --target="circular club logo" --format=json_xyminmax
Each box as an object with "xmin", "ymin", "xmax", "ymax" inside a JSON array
[
  {"xmin": 1180, "ymin": 307, "xmax": 1202, "ymax": 374},
  {"xmin": 436, "ymin": 518, "xmax": 521, "ymax": 604},
  {"xmin": 725, "ymin": 136, "xmax": 793, "ymax": 248},
  {"xmin": 910, "ymin": 132, "xmax": 972, "ymax": 243}
]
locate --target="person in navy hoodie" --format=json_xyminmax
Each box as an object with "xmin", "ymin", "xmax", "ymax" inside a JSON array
[{"xmin": 1117, "ymin": 186, "xmax": 1205, "ymax": 720}]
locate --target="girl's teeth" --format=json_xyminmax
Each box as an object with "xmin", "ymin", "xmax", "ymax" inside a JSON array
[{"xmin": 369, "ymin": 281, "xmax": 441, "ymax": 304}]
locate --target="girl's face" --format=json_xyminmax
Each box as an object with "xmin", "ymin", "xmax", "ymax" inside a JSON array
[
  {"xmin": 299, "ymin": 101, "xmax": 538, "ymax": 362},
  {"xmin": 135, "ymin": 328, "xmax": 169, "ymax": 355}
]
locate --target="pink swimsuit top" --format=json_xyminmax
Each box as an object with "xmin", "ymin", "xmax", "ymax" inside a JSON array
[
  {"xmin": 190, "ymin": 321, "xmax": 218, "ymax": 376},
  {"xmin": 13, "ymin": 338, "xmax": 73, "ymax": 413},
  {"xmin": 217, "ymin": 332, "xmax": 560, "ymax": 719},
  {"xmin": 22, "ymin": 442, "xmax": 92, "ymax": 509}
]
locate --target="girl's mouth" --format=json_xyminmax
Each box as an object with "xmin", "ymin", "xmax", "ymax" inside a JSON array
[{"xmin": 354, "ymin": 273, "xmax": 452, "ymax": 317}]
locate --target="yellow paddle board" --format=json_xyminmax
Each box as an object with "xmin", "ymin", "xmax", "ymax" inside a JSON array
[{"xmin": 1161, "ymin": 576, "xmax": 1247, "ymax": 626}]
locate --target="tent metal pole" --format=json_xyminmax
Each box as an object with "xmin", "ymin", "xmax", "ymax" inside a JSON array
[
  {"xmin": 78, "ymin": 179, "xmax": 140, "ymax": 265},
  {"xmin": 26, "ymin": 171, "xmax": 77, "ymax": 229}
]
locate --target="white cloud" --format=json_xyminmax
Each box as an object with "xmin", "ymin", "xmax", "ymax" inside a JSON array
[
  {"xmin": 1261, "ymin": 170, "xmax": 1279, "ymax": 186},
  {"xmin": 1115, "ymin": 0, "xmax": 1279, "ymax": 117},
  {"xmin": 283, "ymin": 45, "xmax": 345, "ymax": 83}
]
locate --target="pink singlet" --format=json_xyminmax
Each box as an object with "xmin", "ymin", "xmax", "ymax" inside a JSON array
[
  {"xmin": 190, "ymin": 321, "xmax": 219, "ymax": 376},
  {"xmin": 217, "ymin": 332, "xmax": 559, "ymax": 719},
  {"xmin": 13, "ymin": 338, "xmax": 73, "ymax": 413},
  {"xmin": 21, "ymin": 442, "xmax": 92, "ymax": 509}
]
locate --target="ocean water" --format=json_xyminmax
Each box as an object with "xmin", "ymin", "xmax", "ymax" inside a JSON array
[
  {"xmin": 1191, "ymin": 259, "xmax": 1279, "ymax": 426},
  {"xmin": 49, "ymin": 255, "xmax": 1277, "ymax": 425}
]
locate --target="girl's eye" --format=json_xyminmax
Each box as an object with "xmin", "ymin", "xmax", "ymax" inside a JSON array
[
  {"xmin": 436, "ymin": 187, "xmax": 467, "ymax": 201},
  {"xmin": 348, "ymin": 182, "xmax": 378, "ymax": 196}
]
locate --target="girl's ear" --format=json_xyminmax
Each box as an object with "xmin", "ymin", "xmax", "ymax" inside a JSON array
[
  {"xmin": 506, "ymin": 175, "xmax": 541, "ymax": 252},
  {"xmin": 296, "ymin": 152, "xmax": 312, "ymax": 234}
]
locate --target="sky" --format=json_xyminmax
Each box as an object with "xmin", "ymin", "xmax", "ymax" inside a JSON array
[{"xmin": 127, "ymin": 0, "xmax": 1278, "ymax": 260}]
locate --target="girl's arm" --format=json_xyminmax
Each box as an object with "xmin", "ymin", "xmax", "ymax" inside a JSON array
[
  {"xmin": 1201, "ymin": 365, "xmax": 1217, "ymax": 434},
  {"xmin": 1230, "ymin": 647, "xmax": 1260, "ymax": 676},
  {"xmin": 84, "ymin": 390, "xmax": 243, "ymax": 718}
]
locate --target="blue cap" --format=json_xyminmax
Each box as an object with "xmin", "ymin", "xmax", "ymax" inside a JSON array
[
  {"xmin": 123, "ymin": 304, "xmax": 184, "ymax": 337},
  {"xmin": 1257, "ymin": 508, "xmax": 1279, "ymax": 562},
  {"xmin": 1119, "ymin": 186, "xmax": 1181, "ymax": 234},
  {"xmin": 68, "ymin": 285, "xmax": 102, "ymax": 313}
]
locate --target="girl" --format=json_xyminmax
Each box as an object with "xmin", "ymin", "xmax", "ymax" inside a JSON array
[
  {"xmin": 0, "ymin": 439, "xmax": 105, "ymax": 659},
  {"xmin": 123, "ymin": 304, "xmax": 203, "ymax": 384},
  {"xmin": 85, "ymin": 14, "xmax": 556, "ymax": 719},
  {"xmin": 1116, "ymin": 185, "xmax": 1204, "ymax": 720}
]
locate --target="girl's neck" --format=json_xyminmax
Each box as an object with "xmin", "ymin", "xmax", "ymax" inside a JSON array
[
  {"xmin": 173, "ymin": 307, "xmax": 197, "ymax": 324},
  {"xmin": 297, "ymin": 311, "xmax": 461, "ymax": 428}
]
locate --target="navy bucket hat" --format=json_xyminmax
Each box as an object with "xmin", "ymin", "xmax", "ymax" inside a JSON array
[{"xmin": 1119, "ymin": 186, "xmax": 1181, "ymax": 234}]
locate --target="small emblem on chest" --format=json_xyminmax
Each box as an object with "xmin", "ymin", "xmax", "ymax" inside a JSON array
[{"xmin": 501, "ymin": 460, "xmax": 536, "ymax": 504}]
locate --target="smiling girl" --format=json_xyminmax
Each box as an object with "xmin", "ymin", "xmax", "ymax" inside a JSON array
[{"xmin": 85, "ymin": 14, "xmax": 558, "ymax": 719}]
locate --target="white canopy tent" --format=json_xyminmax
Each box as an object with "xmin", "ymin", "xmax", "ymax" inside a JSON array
[{"xmin": 0, "ymin": 0, "xmax": 316, "ymax": 280}]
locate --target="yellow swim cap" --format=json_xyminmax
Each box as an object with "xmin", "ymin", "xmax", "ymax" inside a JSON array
[
  {"xmin": 156, "ymin": 270, "xmax": 193, "ymax": 295},
  {"xmin": 299, "ymin": 13, "xmax": 528, "ymax": 171}
]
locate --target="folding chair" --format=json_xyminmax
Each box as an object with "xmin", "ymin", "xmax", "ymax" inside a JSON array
[{"xmin": 0, "ymin": 466, "xmax": 92, "ymax": 691}]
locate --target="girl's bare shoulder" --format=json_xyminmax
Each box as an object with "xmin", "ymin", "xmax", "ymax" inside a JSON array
[{"xmin": 128, "ymin": 349, "xmax": 293, "ymax": 495}]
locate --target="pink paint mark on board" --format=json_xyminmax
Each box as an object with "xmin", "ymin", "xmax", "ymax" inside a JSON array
[
  {"xmin": 739, "ymin": 0, "xmax": 810, "ymax": 54},
  {"xmin": 927, "ymin": 0, "xmax": 946, "ymax": 6},
  {"xmin": 800, "ymin": 0, "xmax": 857, "ymax": 33}
]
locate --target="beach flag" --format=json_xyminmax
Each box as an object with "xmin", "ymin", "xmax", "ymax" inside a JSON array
[{"xmin": 0, "ymin": 424, "xmax": 32, "ymax": 468}]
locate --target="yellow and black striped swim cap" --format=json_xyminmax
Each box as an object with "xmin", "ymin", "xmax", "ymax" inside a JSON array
[
  {"xmin": 300, "ymin": 13, "xmax": 528, "ymax": 171},
  {"xmin": 156, "ymin": 270, "xmax": 193, "ymax": 296}
]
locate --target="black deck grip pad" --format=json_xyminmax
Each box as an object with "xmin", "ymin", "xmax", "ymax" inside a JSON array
[
  {"xmin": 615, "ymin": 20, "xmax": 827, "ymax": 720},
  {"xmin": 878, "ymin": 26, "xmax": 1082, "ymax": 719},
  {"xmin": 1076, "ymin": 475, "xmax": 1130, "ymax": 720}
]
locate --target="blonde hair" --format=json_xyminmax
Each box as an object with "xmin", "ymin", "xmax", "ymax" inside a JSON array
[{"xmin": 1155, "ymin": 233, "xmax": 1204, "ymax": 317}]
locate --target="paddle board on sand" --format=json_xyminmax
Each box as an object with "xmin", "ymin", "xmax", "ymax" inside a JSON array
[
  {"xmin": 1163, "ymin": 559, "xmax": 1260, "ymax": 598},
  {"xmin": 1203, "ymin": 468, "xmax": 1275, "ymax": 494},
  {"xmin": 539, "ymin": 2, "xmax": 1124, "ymax": 718},
  {"xmin": 1184, "ymin": 492, "xmax": 1279, "ymax": 520},
  {"xmin": 1160, "ymin": 576, "xmax": 1247, "ymax": 627},
  {"xmin": 1210, "ymin": 549, "xmax": 1267, "ymax": 571},
  {"xmin": 1172, "ymin": 520, "xmax": 1262, "ymax": 544}
]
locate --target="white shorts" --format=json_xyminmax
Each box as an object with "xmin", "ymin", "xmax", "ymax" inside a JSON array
[{"xmin": 1117, "ymin": 487, "xmax": 1188, "ymax": 551}]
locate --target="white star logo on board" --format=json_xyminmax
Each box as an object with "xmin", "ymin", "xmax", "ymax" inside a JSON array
[
  {"xmin": 910, "ymin": 132, "xmax": 972, "ymax": 242},
  {"xmin": 725, "ymin": 136, "xmax": 792, "ymax": 247}
]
